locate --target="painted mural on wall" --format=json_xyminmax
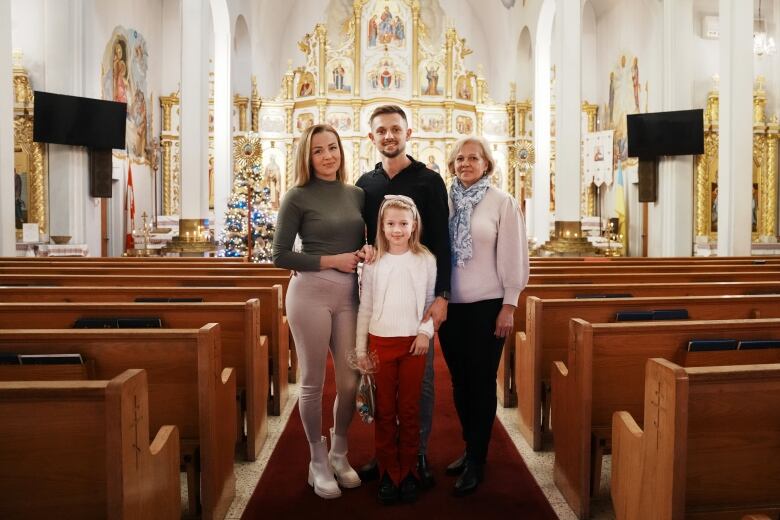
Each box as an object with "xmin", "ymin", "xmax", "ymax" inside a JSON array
[
  {"xmin": 102, "ymin": 26, "xmax": 152, "ymax": 163},
  {"xmin": 605, "ymin": 54, "xmax": 646, "ymax": 167}
]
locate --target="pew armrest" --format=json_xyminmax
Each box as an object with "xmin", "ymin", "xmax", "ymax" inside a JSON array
[
  {"xmin": 611, "ymin": 411, "xmax": 645, "ymax": 520},
  {"xmin": 516, "ymin": 331, "xmax": 542, "ymax": 450},
  {"xmin": 147, "ymin": 425, "xmax": 182, "ymax": 520}
]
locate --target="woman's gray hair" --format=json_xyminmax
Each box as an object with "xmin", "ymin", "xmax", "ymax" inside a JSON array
[{"xmin": 446, "ymin": 136, "xmax": 496, "ymax": 177}]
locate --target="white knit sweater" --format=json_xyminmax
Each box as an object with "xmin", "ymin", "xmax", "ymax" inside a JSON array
[{"xmin": 356, "ymin": 250, "xmax": 437, "ymax": 355}]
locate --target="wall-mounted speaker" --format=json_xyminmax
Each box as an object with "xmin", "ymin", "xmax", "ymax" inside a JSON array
[{"xmin": 89, "ymin": 148, "xmax": 113, "ymax": 198}]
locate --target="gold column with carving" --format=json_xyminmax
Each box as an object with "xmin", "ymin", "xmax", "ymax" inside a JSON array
[
  {"xmin": 411, "ymin": 1, "xmax": 421, "ymax": 97},
  {"xmin": 506, "ymin": 93, "xmax": 517, "ymax": 199},
  {"xmin": 766, "ymin": 116, "xmax": 778, "ymax": 239},
  {"xmin": 445, "ymin": 28, "xmax": 456, "ymax": 98},
  {"xmin": 444, "ymin": 101, "xmax": 454, "ymax": 133},
  {"xmin": 286, "ymin": 142, "xmax": 294, "ymax": 191},
  {"xmin": 351, "ymin": 99, "xmax": 363, "ymax": 132},
  {"xmin": 251, "ymin": 76, "xmax": 261, "ymax": 132},
  {"xmin": 411, "ymin": 100, "xmax": 420, "ymax": 131},
  {"xmin": 352, "ymin": 139, "xmax": 361, "ymax": 183},
  {"xmin": 476, "ymin": 112, "xmax": 484, "ymax": 135},
  {"xmin": 235, "ymin": 95, "xmax": 249, "ymax": 132},
  {"xmin": 581, "ymin": 102, "xmax": 599, "ymax": 217},
  {"xmin": 159, "ymin": 93, "xmax": 180, "ymax": 215},
  {"xmin": 316, "ymin": 99, "xmax": 327, "ymax": 124},
  {"xmin": 476, "ymin": 66, "xmax": 487, "ymax": 104},
  {"xmin": 353, "ymin": 0, "xmax": 365, "ymax": 97},
  {"xmin": 285, "ymin": 105, "xmax": 294, "ymax": 135},
  {"xmin": 12, "ymin": 59, "xmax": 48, "ymax": 236},
  {"xmin": 316, "ymin": 24, "xmax": 327, "ymax": 97},
  {"xmin": 283, "ymin": 60, "xmax": 295, "ymax": 100}
]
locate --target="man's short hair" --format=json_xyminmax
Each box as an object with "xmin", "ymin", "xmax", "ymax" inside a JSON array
[{"xmin": 369, "ymin": 105, "xmax": 408, "ymax": 127}]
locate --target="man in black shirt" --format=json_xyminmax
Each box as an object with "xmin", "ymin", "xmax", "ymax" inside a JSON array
[{"xmin": 356, "ymin": 105, "xmax": 451, "ymax": 500}]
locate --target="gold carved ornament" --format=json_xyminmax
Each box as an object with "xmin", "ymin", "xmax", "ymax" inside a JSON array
[{"xmin": 233, "ymin": 134, "xmax": 264, "ymax": 171}]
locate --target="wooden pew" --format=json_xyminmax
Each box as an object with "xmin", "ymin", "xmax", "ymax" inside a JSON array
[
  {"xmin": 497, "ymin": 279, "xmax": 780, "ymax": 408},
  {"xmin": 0, "ymin": 284, "xmax": 291, "ymax": 415},
  {"xmin": 552, "ymin": 317, "xmax": 780, "ymax": 519},
  {"xmin": 612, "ymin": 359, "xmax": 780, "ymax": 520},
  {"xmin": 0, "ymin": 326, "xmax": 236, "ymax": 520},
  {"xmin": 0, "ymin": 369, "xmax": 180, "ymax": 519},
  {"xmin": 526, "ymin": 270, "xmax": 780, "ymax": 285},
  {"xmin": 0, "ymin": 300, "xmax": 268, "ymax": 460},
  {"xmin": 0, "ymin": 265, "xmax": 291, "ymax": 277},
  {"xmin": 517, "ymin": 293, "xmax": 780, "ymax": 450}
]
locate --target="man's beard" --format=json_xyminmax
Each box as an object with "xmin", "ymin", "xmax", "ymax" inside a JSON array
[{"xmin": 379, "ymin": 143, "xmax": 405, "ymax": 159}]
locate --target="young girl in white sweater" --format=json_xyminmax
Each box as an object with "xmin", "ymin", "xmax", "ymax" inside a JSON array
[{"xmin": 356, "ymin": 195, "xmax": 436, "ymax": 505}]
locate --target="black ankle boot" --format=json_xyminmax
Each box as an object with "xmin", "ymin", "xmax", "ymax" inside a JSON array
[
  {"xmin": 399, "ymin": 473, "xmax": 419, "ymax": 503},
  {"xmin": 416, "ymin": 454, "xmax": 435, "ymax": 489},
  {"xmin": 453, "ymin": 461, "xmax": 483, "ymax": 497},
  {"xmin": 446, "ymin": 452, "xmax": 467, "ymax": 476},
  {"xmin": 358, "ymin": 458, "xmax": 379, "ymax": 482},
  {"xmin": 377, "ymin": 472, "xmax": 399, "ymax": 505}
]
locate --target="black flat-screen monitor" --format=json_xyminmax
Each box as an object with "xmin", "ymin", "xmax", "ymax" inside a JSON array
[
  {"xmin": 627, "ymin": 109, "xmax": 703, "ymax": 158},
  {"xmin": 33, "ymin": 91, "xmax": 126, "ymax": 149}
]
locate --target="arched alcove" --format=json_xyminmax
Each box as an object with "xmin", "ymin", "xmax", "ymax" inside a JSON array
[
  {"xmin": 516, "ymin": 25, "xmax": 533, "ymax": 101},
  {"xmin": 233, "ymin": 15, "xmax": 251, "ymax": 98}
]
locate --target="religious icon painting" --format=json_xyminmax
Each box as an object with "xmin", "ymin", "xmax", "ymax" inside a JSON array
[
  {"xmin": 326, "ymin": 112, "xmax": 353, "ymax": 133},
  {"xmin": 456, "ymin": 75, "xmax": 473, "ymax": 101},
  {"xmin": 297, "ymin": 71, "xmax": 316, "ymax": 97},
  {"xmin": 367, "ymin": 1, "xmax": 406, "ymax": 49},
  {"xmin": 101, "ymin": 26, "xmax": 151, "ymax": 163},
  {"xmin": 420, "ymin": 112, "xmax": 445, "ymax": 133},
  {"xmin": 455, "ymin": 115, "xmax": 474, "ymax": 135},
  {"xmin": 483, "ymin": 116, "xmax": 507, "ymax": 136},
  {"xmin": 260, "ymin": 113, "xmax": 285, "ymax": 134},
  {"xmin": 328, "ymin": 60, "xmax": 352, "ymax": 93},
  {"xmin": 421, "ymin": 61, "xmax": 443, "ymax": 96},
  {"xmin": 367, "ymin": 57, "xmax": 404, "ymax": 92},
  {"xmin": 295, "ymin": 113, "xmax": 315, "ymax": 133}
]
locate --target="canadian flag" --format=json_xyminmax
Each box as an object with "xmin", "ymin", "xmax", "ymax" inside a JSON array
[{"xmin": 125, "ymin": 163, "xmax": 135, "ymax": 250}]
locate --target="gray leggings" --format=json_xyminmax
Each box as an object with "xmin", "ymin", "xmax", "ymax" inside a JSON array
[{"xmin": 286, "ymin": 270, "xmax": 360, "ymax": 443}]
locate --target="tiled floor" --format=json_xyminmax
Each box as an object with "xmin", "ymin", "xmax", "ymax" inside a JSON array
[{"xmin": 224, "ymin": 382, "xmax": 616, "ymax": 519}]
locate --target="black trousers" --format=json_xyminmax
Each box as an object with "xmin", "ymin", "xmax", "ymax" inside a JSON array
[{"xmin": 439, "ymin": 298, "xmax": 505, "ymax": 466}]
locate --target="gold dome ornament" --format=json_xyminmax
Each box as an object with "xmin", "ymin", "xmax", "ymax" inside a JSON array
[{"xmin": 233, "ymin": 133, "xmax": 263, "ymax": 171}]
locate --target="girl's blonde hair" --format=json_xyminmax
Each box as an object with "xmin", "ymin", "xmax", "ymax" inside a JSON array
[
  {"xmin": 294, "ymin": 124, "xmax": 347, "ymax": 186},
  {"xmin": 374, "ymin": 195, "xmax": 432, "ymax": 260}
]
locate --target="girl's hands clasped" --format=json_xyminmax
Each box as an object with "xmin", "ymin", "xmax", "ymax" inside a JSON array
[{"xmin": 410, "ymin": 333, "xmax": 430, "ymax": 356}]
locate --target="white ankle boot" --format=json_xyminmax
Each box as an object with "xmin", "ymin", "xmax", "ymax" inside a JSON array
[
  {"xmin": 328, "ymin": 427, "xmax": 361, "ymax": 488},
  {"xmin": 308, "ymin": 436, "xmax": 341, "ymax": 499}
]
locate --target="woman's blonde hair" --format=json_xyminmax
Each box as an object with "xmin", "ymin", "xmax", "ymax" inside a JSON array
[
  {"xmin": 294, "ymin": 124, "xmax": 347, "ymax": 186},
  {"xmin": 446, "ymin": 136, "xmax": 496, "ymax": 178},
  {"xmin": 374, "ymin": 195, "xmax": 431, "ymax": 260}
]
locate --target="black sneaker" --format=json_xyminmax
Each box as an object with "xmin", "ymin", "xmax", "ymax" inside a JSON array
[
  {"xmin": 399, "ymin": 473, "xmax": 419, "ymax": 503},
  {"xmin": 377, "ymin": 472, "xmax": 399, "ymax": 505}
]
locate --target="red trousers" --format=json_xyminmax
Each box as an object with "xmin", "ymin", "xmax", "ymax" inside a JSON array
[{"xmin": 370, "ymin": 334, "xmax": 427, "ymax": 485}]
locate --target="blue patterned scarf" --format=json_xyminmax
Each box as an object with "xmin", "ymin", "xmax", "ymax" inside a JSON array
[{"xmin": 449, "ymin": 176, "xmax": 490, "ymax": 267}]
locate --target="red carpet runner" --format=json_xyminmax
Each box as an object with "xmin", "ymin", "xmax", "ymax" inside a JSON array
[{"xmin": 241, "ymin": 339, "xmax": 558, "ymax": 519}]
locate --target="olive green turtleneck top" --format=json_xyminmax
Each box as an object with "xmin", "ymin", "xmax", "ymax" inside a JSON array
[{"xmin": 272, "ymin": 177, "xmax": 365, "ymax": 272}]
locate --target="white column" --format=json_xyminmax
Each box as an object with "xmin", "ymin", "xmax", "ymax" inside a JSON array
[
  {"xmin": 210, "ymin": 0, "xmax": 231, "ymax": 234},
  {"xmin": 649, "ymin": 0, "xmax": 694, "ymax": 256},
  {"xmin": 0, "ymin": 0, "xmax": 14, "ymax": 256},
  {"xmin": 179, "ymin": 0, "xmax": 209, "ymax": 219},
  {"xmin": 554, "ymin": 0, "xmax": 581, "ymax": 222},
  {"xmin": 44, "ymin": 0, "xmax": 97, "ymax": 252},
  {"xmin": 532, "ymin": 0, "xmax": 555, "ymax": 244},
  {"xmin": 717, "ymin": 0, "xmax": 753, "ymax": 256}
]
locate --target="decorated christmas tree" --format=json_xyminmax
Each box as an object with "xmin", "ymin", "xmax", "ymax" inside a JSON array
[{"xmin": 218, "ymin": 134, "xmax": 276, "ymax": 262}]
